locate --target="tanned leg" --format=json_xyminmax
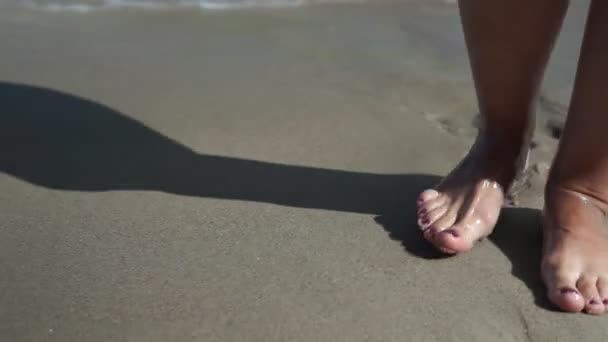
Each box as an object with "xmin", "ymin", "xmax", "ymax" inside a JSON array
[
  {"xmin": 543, "ymin": 0, "xmax": 608, "ymax": 315},
  {"xmin": 417, "ymin": 0, "xmax": 568, "ymax": 254}
]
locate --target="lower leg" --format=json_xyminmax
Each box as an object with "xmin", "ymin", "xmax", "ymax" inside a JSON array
[
  {"xmin": 417, "ymin": 0, "xmax": 568, "ymax": 253},
  {"xmin": 543, "ymin": 0, "xmax": 608, "ymax": 315}
]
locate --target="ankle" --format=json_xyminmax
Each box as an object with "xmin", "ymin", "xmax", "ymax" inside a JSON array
[
  {"xmin": 479, "ymin": 121, "xmax": 530, "ymax": 154},
  {"xmin": 545, "ymin": 180, "xmax": 608, "ymax": 213},
  {"xmin": 464, "ymin": 136, "xmax": 524, "ymax": 192}
]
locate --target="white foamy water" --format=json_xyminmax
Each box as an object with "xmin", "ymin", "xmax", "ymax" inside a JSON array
[{"xmin": 8, "ymin": 0, "xmax": 363, "ymax": 12}]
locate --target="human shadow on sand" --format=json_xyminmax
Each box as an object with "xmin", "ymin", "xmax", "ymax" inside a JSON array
[{"xmin": 0, "ymin": 82, "xmax": 550, "ymax": 309}]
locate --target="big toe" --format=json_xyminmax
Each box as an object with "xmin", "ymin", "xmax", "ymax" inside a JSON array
[
  {"xmin": 432, "ymin": 225, "xmax": 476, "ymax": 254},
  {"xmin": 549, "ymin": 288, "xmax": 586, "ymax": 313},
  {"xmin": 546, "ymin": 273, "xmax": 586, "ymax": 312}
]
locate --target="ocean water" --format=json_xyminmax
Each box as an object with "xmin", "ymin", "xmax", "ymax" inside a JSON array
[{"xmin": 6, "ymin": 0, "xmax": 363, "ymax": 12}]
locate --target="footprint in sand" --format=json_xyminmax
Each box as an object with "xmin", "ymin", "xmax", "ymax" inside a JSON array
[
  {"xmin": 545, "ymin": 118, "xmax": 565, "ymax": 140},
  {"xmin": 423, "ymin": 111, "xmax": 479, "ymax": 138}
]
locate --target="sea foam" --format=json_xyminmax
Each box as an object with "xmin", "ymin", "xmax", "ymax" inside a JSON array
[{"xmin": 14, "ymin": 0, "xmax": 363, "ymax": 13}]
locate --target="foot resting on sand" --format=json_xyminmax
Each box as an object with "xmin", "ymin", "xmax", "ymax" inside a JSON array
[
  {"xmin": 542, "ymin": 185, "xmax": 608, "ymax": 315},
  {"xmin": 416, "ymin": 130, "xmax": 527, "ymax": 254}
]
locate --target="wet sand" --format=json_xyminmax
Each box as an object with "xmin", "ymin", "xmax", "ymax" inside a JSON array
[{"xmin": 1, "ymin": 1, "xmax": 606, "ymax": 341}]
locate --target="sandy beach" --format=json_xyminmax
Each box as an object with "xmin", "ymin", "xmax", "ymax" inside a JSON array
[{"xmin": 1, "ymin": 1, "xmax": 606, "ymax": 341}]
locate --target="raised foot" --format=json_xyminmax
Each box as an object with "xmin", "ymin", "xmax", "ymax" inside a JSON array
[
  {"xmin": 542, "ymin": 186, "xmax": 608, "ymax": 315},
  {"xmin": 417, "ymin": 179, "xmax": 504, "ymax": 254},
  {"xmin": 416, "ymin": 131, "xmax": 526, "ymax": 254}
]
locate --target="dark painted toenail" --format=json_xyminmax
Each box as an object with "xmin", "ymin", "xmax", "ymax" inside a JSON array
[
  {"xmin": 603, "ymin": 299, "xmax": 608, "ymax": 305},
  {"xmin": 421, "ymin": 218, "xmax": 429, "ymax": 224},
  {"xmin": 442, "ymin": 229, "xmax": 459, "ymax": 237},
  {"xmin": 589, "ymin": 299, "xmax": 600, "ymax": 305}
]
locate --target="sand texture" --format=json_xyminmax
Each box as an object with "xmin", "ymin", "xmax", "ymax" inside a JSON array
[{"xmin": 1, "ymin": 1, "xmax": 606, "ymax": 341}]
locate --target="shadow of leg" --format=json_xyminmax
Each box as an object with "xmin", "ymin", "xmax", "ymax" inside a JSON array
[{"xmin": 373, "ymin": 176, "xmax": 449, "ymax": 259}]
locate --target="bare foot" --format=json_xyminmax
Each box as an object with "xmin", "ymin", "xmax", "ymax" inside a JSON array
[
  {"xmin": 416, "ymin": 131, "xmax": 527, "ymax": 254},
  {"xmin": 542, "ymin": 185, "xmax": 608, "ymax": 315}
]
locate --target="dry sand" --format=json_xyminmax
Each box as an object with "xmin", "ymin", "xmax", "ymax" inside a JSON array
[{"xmin": 0, "ymin": 1, "xmax": 606, "ymax": 341}]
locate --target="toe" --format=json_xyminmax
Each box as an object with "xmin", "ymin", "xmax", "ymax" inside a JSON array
[
  {"xmin": 545, "ymin": 271, "xmax": 585, "ymax": 313},
  {"xmin": 597, "ymin": 277, "xmax": 608, "ymax": 307},
  {"xmin": 417, "ymin": 195, "xmax": 446, "ymax": 217},
  {"xmin": 423, "ymin": 211, "xmax": 458, "ymax": 252},
  {"xmin": 552, "ymin": 288, "xmax": 585, "ymax": 313},
  {"xmin": 433, "ymin": 223, "xmax": 475, "ymax": 254},
  {"xmin": 418, "ymin": 204, "xmax": 448, "ymax": 230},
  {"xmin": 427, "ymin": 208, "xmax": 457, "ymax": 233},
  {"xmin": 418, "ymin": 189, "xmax": 439, "ymax": 205},
  {"xmin": 432, "ymin": 209, "xmax": 497, "ymax": 254},
  {"xmin": 577, "ymin": 276, "xmax": 605, "ymax": 315}
]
